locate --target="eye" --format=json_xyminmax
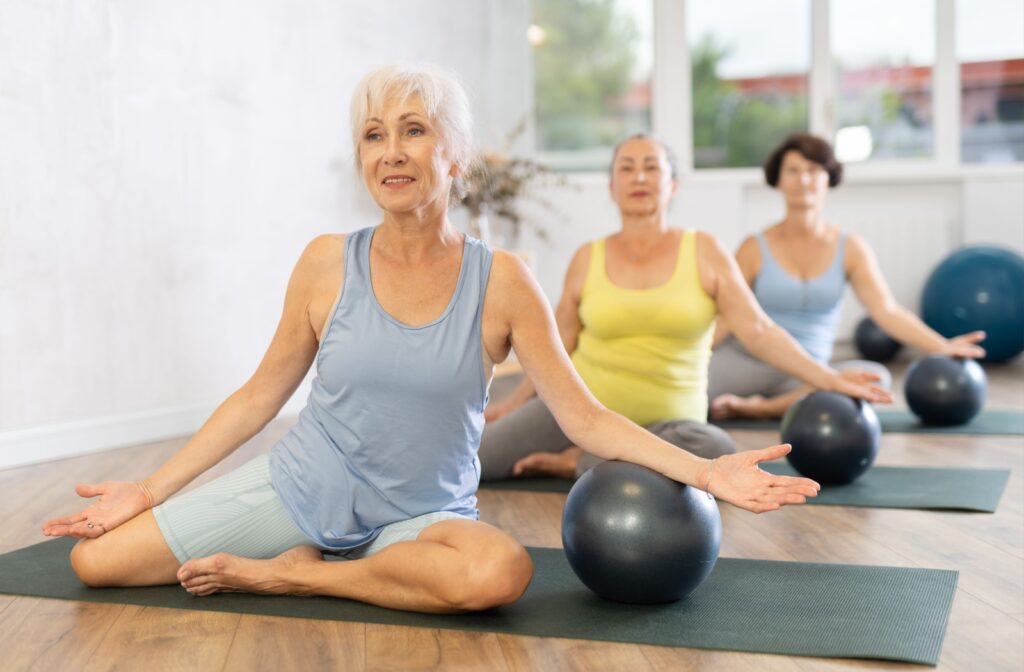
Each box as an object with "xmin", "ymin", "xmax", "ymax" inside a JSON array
[
  {"xmin": 619, "ymin": 164, "xmax": 633, "ymax": 172},
  {"xmin": 365, "ymin": 130, "xmax": 382, "ymax": 142},
  {"xmin": 407, "ymin": 126, "xmax": 424, "ymax": 137}
]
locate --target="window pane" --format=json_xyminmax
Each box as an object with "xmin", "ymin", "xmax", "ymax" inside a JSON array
[
  {"xmin": 531, "ymin": 0, "xmax": 653, "ymax": 170},
  {"xmin": 687, "ymin": 0, "xmax": 810, "ymax": 169},
  {"xmin": 831, "ymin": 0, "xmax": 935, "ymax": 161},
  {"xmin": 957, "ymin": 0, "xmax": 1024, "ymax": 163}
]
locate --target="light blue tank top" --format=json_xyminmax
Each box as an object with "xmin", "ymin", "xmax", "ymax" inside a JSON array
[
  {"xmin": 269, "ymin": 226, "xmax": 492, "ymax": 551},
  {"xmin": 753, "ymin": 232, "xmax": 847, "ymax": 362}
]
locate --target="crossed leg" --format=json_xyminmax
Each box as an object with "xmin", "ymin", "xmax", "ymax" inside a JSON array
[{"xmin": 70, "ymin": 514, "xmax": 532, "ymax": 614}]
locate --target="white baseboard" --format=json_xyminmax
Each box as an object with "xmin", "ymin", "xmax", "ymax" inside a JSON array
[{"xmin": 0, "ymin": 394, "xmax": 309, "ymax": 471}]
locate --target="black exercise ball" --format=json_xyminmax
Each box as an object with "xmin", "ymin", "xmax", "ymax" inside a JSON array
[
  {"xmin": 854, "ymin": 316, "xmax": 902, "ymax": 362},
  {"xmin": 904, "ymin": 355, "xmax": 987, "ymax": 426},
  {"xmin": 561, "ymin": 461, "xmax": 721, "ymax": 604},
  {"xmin": 780, "ymin": 391, "xmax": 881, "ymax": 484}
]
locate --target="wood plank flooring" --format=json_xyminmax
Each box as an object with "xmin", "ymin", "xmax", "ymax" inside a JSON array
[{"xmin": 1, "ymin": 357, "xmax": 1021, "ymax": 670}]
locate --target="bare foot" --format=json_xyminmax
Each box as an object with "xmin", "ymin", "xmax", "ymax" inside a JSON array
[
  {"xmin": 177, "ymin": 545, "xmax": 323, "ymax": 597},
  {"xmin": 710, "ymin": 394, "xmax": 767, "ymax": 420},
  {"xmin": 512, "ymin": 447, "xmax": 582, "ymax": 479}
]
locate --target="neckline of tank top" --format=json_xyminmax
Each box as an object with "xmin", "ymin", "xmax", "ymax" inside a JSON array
[
  {"xmin": 364, "ymin": 227, "xmax": 472, "ymax": 331},
  {"xmin": 759, "ymin": 231, "xmax": 845, "ymax": 284},
  {"xmin": 600, "ymin": 230, "xmax": 690, "ymax": 293}
]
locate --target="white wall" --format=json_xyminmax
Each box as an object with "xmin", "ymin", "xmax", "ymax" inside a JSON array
[{"xmin": 0, "ymin": 0, "xmax": 531, "ymax": 468}]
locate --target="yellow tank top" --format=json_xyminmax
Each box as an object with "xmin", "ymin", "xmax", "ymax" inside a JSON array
[{"xmin": 571, "ymin": 230, "xmax": 718, "ymax": 425}]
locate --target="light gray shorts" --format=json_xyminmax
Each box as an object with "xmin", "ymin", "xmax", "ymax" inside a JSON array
[{"xmin": 152, "ymin": 454, "xmax": 470, "ymax": 564}]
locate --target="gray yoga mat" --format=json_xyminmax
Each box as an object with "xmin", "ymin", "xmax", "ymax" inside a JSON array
[
  {"xmin": 0, "ymin": 538, "xmax": 956, "ymax": 665},
  {"xmin": 481, "ymin": 465, "xmax": 1009, "ymax": 512},
  {"xmin": 759, "ymin": 463, "xmax": 1010, "ymax": 512},
  {"xmin": 712, "ymin": 408, "xmax": 1024, "ymax": 435}
]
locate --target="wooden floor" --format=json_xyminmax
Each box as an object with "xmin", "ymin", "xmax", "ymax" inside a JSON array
[{"xmin": 1, "ymin": 356, "xmax": 1022, "ymax": 671}]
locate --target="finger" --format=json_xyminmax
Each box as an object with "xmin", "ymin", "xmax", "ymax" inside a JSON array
[
  {"xmin": 849, "ymin": 370, "xmax": 881, "ymax": 383},
  {"xmin": 43, "ymin": 512, "xmax": 88, "ymax": 529},
  {"xmin": 749, "ymin": 443, "xmax": 792, "ymax": 463},
  {"xmin": 963, "ymin": 330, "xmax": 986, "ymax": 343},
  {"xmin": 75, "ymin": 483, "xmax": 103, "ymax": 498},
  {"xmin": 767, "ymin": 493, "xmax": 807, "ymax": 505},
  {"xmin": 766, "ymin": 474, "xmax": 821, "ymax": 491},
  {"xmin": 69, "ymin": 521, "xmax": 105, "ymax": 539},
  {"xmin": 860, "ymin": 385, "xmax": 893, "ymax": 403},
  {"xmin": 43, "ymin": 524, "xmax": 73, "ymax": 537}
]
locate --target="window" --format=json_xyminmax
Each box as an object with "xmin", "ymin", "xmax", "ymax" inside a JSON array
[
  {"xmin": 957, "ymin": 0, "xmax": 1024, "ymax": 163},
  {"xmin": 530, "ymin": 0, "xmax": 654, "ymax": 170},
  {"xmin": 687, "ymin": 0, "xmax": 810, "ymax": 168},
  {"xmin": 831, "ymin": 0, "xmax": 936, "ymax": 161},
  {"xmin": 526, "ymin": 0, "xmax": 1023, "ymax": 172}
]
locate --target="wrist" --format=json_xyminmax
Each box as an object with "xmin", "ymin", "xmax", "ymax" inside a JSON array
[
  {"xmin": 699, "ymin": 457, "xmax": 718, "ymax": 497},
  {"xmin": 137, "ymin": 478, "xmax": 159, "ymax": 508}
]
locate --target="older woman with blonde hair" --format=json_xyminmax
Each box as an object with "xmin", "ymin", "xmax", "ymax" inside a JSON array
[{"xmin": 44, "ymin": 66, "xmax": 821, "ymax": 614}]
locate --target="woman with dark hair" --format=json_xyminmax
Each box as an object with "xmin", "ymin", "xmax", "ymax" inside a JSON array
[
  {"xmin": 478, "ymin": 135, "xmax": 891, "ymax": 481},
  {"xmin": 708, "ymin": 133, "xmax": 985, "ymax": 420}
]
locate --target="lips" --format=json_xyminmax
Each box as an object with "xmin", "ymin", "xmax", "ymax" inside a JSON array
[
  {"xmin": 629, "ymin": 190, "xmax": 649, "ymax": 197},
  {"xmin": 382, "ymin": 175, "xmax": 416, "ymax": 186}
]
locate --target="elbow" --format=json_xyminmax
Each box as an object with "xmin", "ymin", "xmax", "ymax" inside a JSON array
[
  {"xmin": 565, "ymin": 405, "xmax": 617, "ymax": 461},
  {"xmin": 235, "ymin": 386, "xmax": 282, "ymax": 429}
]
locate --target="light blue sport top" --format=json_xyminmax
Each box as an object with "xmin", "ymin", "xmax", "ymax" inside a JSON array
[
  {"xmin": 753, "ymin": 232, "xmax": 847, "ymax": 362},
  {"xmin": 269, "ymin": 226, "xmax": 492, "ymax": 551}
]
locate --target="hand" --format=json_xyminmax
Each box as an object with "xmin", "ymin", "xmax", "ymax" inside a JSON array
[
  {"xmin": 940, "ymin": 331, "xmax": 986, "ymax": 359},
  {"xmin": 702, "ymin": 444, "xmax": 820, "ymax": 513},
  {"xmin": 828, "ymin": 369, "xmax": 893, "ymax": 404},
  {"xmin": 42, "ymin": 480, "xmax": 155, "ymax": 539}
]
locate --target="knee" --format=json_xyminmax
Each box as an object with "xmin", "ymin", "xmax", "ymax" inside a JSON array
[
  {"xmin": 704, "ymin": 425, "xmax": 737, "ymax": 458},
  {"xmin": 70, "ymin": 539, "xmax": 113, "ymax": 588},
  {"xmin": 453, "ymin": 540, "xmax": 533, "ymax": 611}
]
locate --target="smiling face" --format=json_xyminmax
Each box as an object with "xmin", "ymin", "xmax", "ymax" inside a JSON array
[
  {"xmin": 609, "ymin": 137, "xmax": 676, "ymax": 217},
  {"xmin": 358, "ymin": 92, "xmax": 457, "ymax": 214},
  {"xmin": 777, "ymin": 150, "xmax": 830, "ymax": 210}
]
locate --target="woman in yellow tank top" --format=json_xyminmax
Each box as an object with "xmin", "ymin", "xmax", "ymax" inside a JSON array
[{"xmin": 478, "ymin": 135, "xmax": 891, "ymax": 481}]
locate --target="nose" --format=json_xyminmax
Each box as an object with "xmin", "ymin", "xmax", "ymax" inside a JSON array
[
  {"xmin": 635, "ymin": 169, "xmax": 647, "ymax": 183},
  {"xmin": 384, "ymin": 135, "xmax": 406, "ymax": 166}
]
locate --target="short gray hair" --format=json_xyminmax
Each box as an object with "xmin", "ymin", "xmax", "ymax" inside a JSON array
[
  {"xmin": 350, "ymin": 65, "xmax": 475, "ymax": 198},
  {"xmin": 609, "ymin": 134, "xmax": 679, "ymax": 179}
]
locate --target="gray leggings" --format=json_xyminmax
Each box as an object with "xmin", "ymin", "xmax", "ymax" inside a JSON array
[
  {"xmin": 706, "ymin": 337, "xmax": 893, "ymax": 401},
  {"xmin": 478, "ymin": 396, "xmax": 736, "ymax": 481}
]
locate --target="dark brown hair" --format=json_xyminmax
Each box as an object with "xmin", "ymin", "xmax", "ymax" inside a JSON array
[{"xmin": 763, "ymin": 133, "xmax": 843, "ymax": 187}]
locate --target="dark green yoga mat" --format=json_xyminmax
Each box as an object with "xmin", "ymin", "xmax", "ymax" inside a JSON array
[
  {"xmin": 760, "ymin": 463, "xmax": 1010, "ymax": 512},
  {"xmin": 712, "ymin": 408, "xmax": 1024, "ymax": 435},
  {"xmin": 0, "ymin": 538, "xmax": 955, "ymax": 665},
  {"xmin": 481, "ymin": 465, "xmax": 1009, "ymax": 512}
]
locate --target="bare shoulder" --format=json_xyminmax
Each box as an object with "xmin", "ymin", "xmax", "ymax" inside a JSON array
[
  {"xmin": 695, "ymin": 230, "xmax": 732, "ymax": 262},
  {"xmin": 843, "ymin": 231, "xmax": 874, "ymax": 266},
  {"xmin": 292, "ymin": 234, "xmax": 345, "ymax": 276},
  {"xmin": 566, "ymin": 241, "xmax": 593, "ymax": 277},
  {"xmin": 489, "ymin": 248, "xmax": 533, "ymax": 286},
  {"xmin": 302, "ymin": 233, "xmax": 346, "ymax": 263}
]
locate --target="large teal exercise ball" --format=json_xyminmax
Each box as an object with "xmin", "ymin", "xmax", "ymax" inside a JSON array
[{"xmin": 921, "ymin": 246, "xmax": 1024, "ymax": 362}]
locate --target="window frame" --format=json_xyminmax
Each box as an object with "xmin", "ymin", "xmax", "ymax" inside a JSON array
[{"xmin": 535, "ymin": 0, "xmax": 1024, "ymax": 180}]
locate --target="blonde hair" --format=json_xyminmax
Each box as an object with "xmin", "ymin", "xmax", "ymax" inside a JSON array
[{"xmin": 350, "ymin": 65, "xmax": 475, "ymax": 199}]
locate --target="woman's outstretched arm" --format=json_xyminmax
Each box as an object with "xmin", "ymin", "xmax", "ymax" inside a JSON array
[
  {"xmin": 846, "ymin": 234, "xmax": 985, "ymax": 357},
  {"xmin": 491, "ymin": 251, "xmax": 819, "ymax": 512},
  {"xmin": 42, "ymin": 235, "xmax": 342, "ymax": 538}
]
